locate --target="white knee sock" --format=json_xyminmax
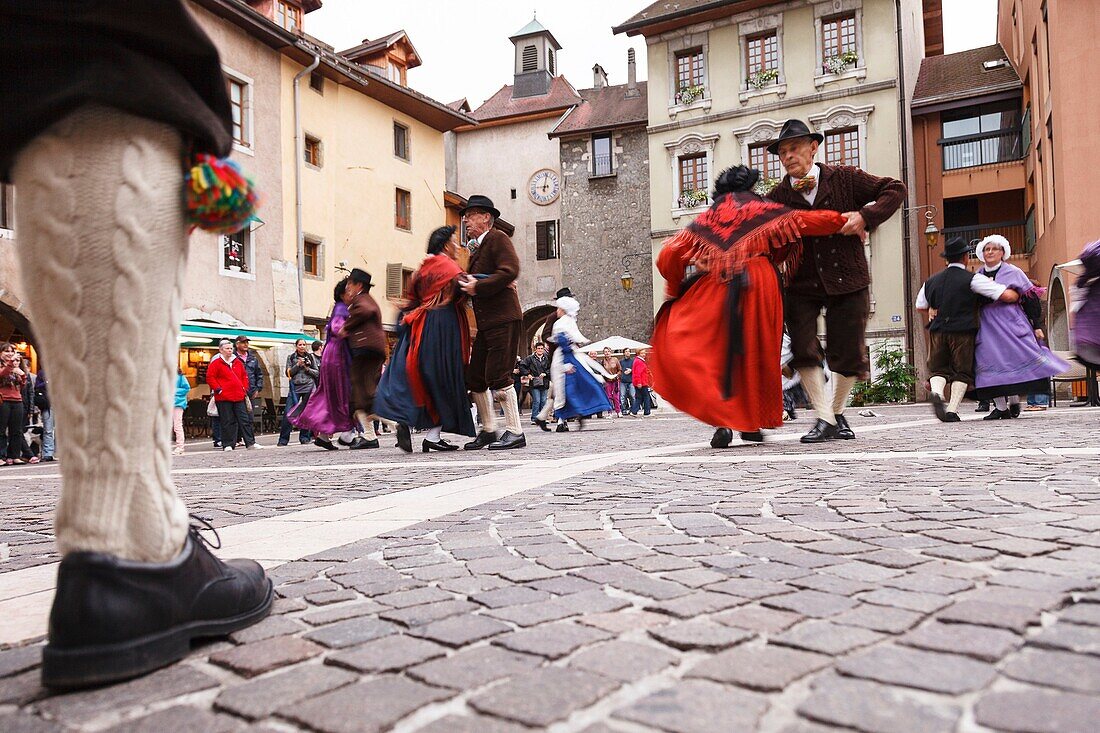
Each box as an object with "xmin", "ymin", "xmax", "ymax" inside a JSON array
[
  {"xmin": 354, "ymin": 411, "xmax": 378, "ymax": 439},
  {"xmin": 12, "ymin": 106, "xmax": 189, "ymax": 562},
  {"xmin": 832, "ymin": 375, "xmax": 856, "ymax": 415},
  {"xmin": 797, "ymin": 367, "xmax": 834, "ymax": 425},
  {"xmin": 948, "ymin": 381, "xmax": 967, "ymax": 413},
  {"xmin": 472, "ymin": 390, "xmax": 497, "ymax": 434},
  {"xmin": 1008, "ymin": 395, "xmax": 1020, "ymax": 406},
  {"xmin": 993, "ymin": 396, "xmax": 1008, "ymax": 411},
  {"xmin": 495, "ymin": 387, "xmax": 523, "ymax": 435},
  {"xmin": 930, "ymin": 376, "xmax": 947, "ymax": 399},
  {"xmin": 426, "ymin": 426, "xmax": 442, "ymax": 442}
]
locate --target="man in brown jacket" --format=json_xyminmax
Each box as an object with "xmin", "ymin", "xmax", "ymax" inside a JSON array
[
  {"xmin": 766, "ymin": 119, "xmax": 905, "ymax": 444},
  {"xmin": 459, "ymin": 195, "xmax": 526, "ymax": 450},
  {"xmin": 340, "ymin": 268, "xmax": 387, "ymax": 448}
]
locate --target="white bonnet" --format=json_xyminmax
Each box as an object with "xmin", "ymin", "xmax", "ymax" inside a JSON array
[
  {"xmin": 554, "ymin": 296, "xmax": 580, "ymax": 317},
  {"xmin": 976, "ymin": 234, "xmax": 1011, "ymax": 261}
]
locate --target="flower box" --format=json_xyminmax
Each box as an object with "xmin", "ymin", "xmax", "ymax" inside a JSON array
[
  {"xmin": 747, "ymin": 69, "xmax": 779, "ymax": 90},
  {"xmin": 823, "ymin": 50, "xmax": 859, "ymax": 75},
  {"xmin": 678, "ymin": 189, "xmax": 708, "ymax": 208},
  {"xmin": 676, "ymin": 84, "xmax": 705, "ymax": 105}
]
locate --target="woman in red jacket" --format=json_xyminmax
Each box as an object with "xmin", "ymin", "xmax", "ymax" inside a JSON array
[
  {"xmin": 630, "ymin": 349, "xmax": 653, "ymax": 416},
  {"xmin": 205, "ymin": 339, "xmax": 254, "ymax": 451},
  {"xmin": 650, "ymin": 166, "xmax": 847, "ymax": 446}
]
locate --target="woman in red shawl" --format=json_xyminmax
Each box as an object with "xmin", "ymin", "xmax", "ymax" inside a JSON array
[
  {"xmin": 375, "ymin": 226, "xmax": 477, "ymax": 452},
  {"xmin": 651, "ymin": 166, "xmax": 847, "ymax": 447}
]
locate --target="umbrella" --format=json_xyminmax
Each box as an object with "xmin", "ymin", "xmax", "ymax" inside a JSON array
[{"xmin": 583, "ymin": 336, "xmax": 651, "ymax": 353}]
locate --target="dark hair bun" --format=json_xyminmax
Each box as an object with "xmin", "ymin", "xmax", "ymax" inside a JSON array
[
  {"xmin": 713, "ymin": 166, "xmax": 761, "ymax": 197},
  {"xmin": 427, "ymin": 225, "xmax": 457, "ymax": 255}
]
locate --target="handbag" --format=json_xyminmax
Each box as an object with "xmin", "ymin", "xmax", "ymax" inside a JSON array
[{"xmin": 206, "ymin": 397, "xmax": 218, "ymax": 417}]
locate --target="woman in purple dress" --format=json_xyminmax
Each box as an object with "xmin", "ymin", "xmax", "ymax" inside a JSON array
[
  {"xmin": 970, "ymin": 235, "xmax": 1070, "ymax": 419},
  {"xmin": 291, "ymin": 278, "xmax": 357, "ymax": 448},
  {"xmin": 1073, "ymin": 239, "xmax": 1100, "ymax": 369}
]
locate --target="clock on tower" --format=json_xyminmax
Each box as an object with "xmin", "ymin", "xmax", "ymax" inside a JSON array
[{"xmin": 528, "ymin": 169, "xmax": 560, "ymax": 205}]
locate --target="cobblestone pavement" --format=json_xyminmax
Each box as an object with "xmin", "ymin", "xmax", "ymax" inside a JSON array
[{"xmin": 2, "ymin": 405, "xmax": 1099, "ymax": 732}]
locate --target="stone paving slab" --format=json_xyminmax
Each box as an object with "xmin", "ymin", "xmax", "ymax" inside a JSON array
[{"xmin": 3, "ymin": 407, "xmax": 1100, "ymax": 731}]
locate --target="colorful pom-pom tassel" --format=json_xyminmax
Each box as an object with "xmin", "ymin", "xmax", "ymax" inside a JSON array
[{"xmin": 185, "ymin": 154, "xmax": 260, "ymax": 234}]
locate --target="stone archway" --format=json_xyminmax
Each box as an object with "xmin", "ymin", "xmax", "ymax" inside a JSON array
[
  {"xmin": 522, "ymin": 304, "xmax": 556, "ymax": 356},
  {"xmin": 0, "ymin": 295, "xmax": 33, "ymax": 345},
  {"xmin": 1048, "ymin": 275, "xmax": 1071, "ymax": 352}
]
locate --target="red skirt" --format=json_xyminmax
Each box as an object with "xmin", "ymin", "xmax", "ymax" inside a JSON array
[{"xmin": 651, "ymin": 257, "xmax": 783, "ymax": 432}]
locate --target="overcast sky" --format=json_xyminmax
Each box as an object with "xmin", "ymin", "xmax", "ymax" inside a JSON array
[{"xmin": 306, "ymin": 0, "xmax": 999, "ymax": 109}]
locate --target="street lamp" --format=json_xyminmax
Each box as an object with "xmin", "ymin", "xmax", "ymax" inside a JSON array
[
  {"xmin": 620, "ymin": 251, "xmax": 649, "ymax": 291},
  {"xmin": 904, "ymin": 204, "xmax": 940, "ymax": 247}
]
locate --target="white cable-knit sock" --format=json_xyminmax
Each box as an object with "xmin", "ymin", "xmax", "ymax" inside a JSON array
[
  {"xmin": 797, "ymin": 367, "xmax": 834, "ymax": 425},
  {"xmin": 12, "ymin": 106, "xmax": 190, "ymax": 563},
  {"xmin": 495, "ymin": 387, "xmax": 523, "ymax": 435},
  {"xmin": 472, "ymin": 390, "xmax": 497, "ymax": 434},
  {"xmin": 993, "ymin": 396, "xmax": 1008, "ymax": 411},
  {"xmin": 948, "ymin": 381, "xmax": 967, "ymax": 413},
  {"xmin": 930, "ymin": 376, "xmax": 947, "ymax": 399},
  {"xmin": 831, "ymin": 375, "xmax": 856, "ymax": 416}
]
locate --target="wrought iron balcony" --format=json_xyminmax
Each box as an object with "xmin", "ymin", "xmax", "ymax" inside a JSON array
[
  {"xmin": 939, "ymin": 128, "xmax": 1025, "ymax": 171},
  {"xmin": 940, "ymin": 220, "xmax": 1032, "ymax": 256}
]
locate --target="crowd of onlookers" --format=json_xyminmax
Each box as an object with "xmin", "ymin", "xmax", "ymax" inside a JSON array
[{"xmin": 0, "ymin": 341, "xmax": 53, "ymax": 465}]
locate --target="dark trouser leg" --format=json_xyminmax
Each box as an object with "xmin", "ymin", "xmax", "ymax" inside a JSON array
[
  {"xmin": 211, "ymin": 414, "xmax": 222, "ymax": 445},
  {"xmin": 296, "ymin": 392, "xmax": 312, "ymax": 442},
  {"xmin": 218, "ymin": 401, "xmax": 238, "ymax": 449},
  {"xmin": 237, "ymin": 398, "xmax": 256, "ymax": 447},
  {"xmin": 1, "ymin": 401, "xmax": 22, "ymax": 459},
  {"xmin": 822, "ymin": 288, "xmax": 871, "ymax": 377},
  {"xmin": 278, "ymin": 390, "xmax": 299, "ymax": 444}
]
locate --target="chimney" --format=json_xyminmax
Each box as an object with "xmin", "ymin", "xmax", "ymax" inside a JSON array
[
  {"xmin": 625, "ymin": 48, "xmax": 640, "ymax": 98},
  {"xmin": 592, "ymin": 63, "xmax": 608, "ymax": 89}
]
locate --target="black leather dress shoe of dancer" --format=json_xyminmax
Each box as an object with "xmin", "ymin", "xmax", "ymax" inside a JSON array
[
  {"xmin": 423, "ymin": 438, "xmax": 459, "ymax": 452},
  {"xmin": 739, "ymin": 431, "xmax": 765, "ymax": 443},
  {"xmin": 349, "ymin": 437, "xmax": 379, "ymax": 449},
  {"xmin": 42, "ymin": 521, "xmax": 272, "ymax": 689},
  {"xmin": 464, "ymin": 430, "xmax": 497, "ymax": 450},
  {"xmin": 534, "ymin": 418, "xmax": 551, "ymax": 432},
  {"xmin": 395, "ymin": 424, "xmax": 412, "ymax": 453},
  {"xmin": 800, "ymin": 419, "xmax": 841, "ymax": 444},
  {"xmin": 313, "ymin": 437, "xmax": 338, "ymax": 451},
  {"xmin": 975, "ymin": 400, "xmax": 990, "ymax": 412},
  {"xmin": 488, "ymin": 431, "xmax": 526, "ymax": 450},
  {"xmin": 984, "ymin": 408, "xmax": 1011, "ymax": 420},
  {"xmin": 556, "ymin": 422, "xmax": 570, "ymax": 433},
  {"xmin": 944, "ymin": 412, "xmax": 961, "ymax": 422},
  {"xmin": 1009, "ymin": 402, "xmax": 1021, "ymax": 418},
  {"xmin": 930, "ymin": 394, "xmax": 949, "ymax": 422},
  {"xmin": 834, "ymin": 414, "xmax": 855, "ymax": 439},
  {"xmin": 710, "ymin": 428, "xmax": 733, "ymax": 448}
]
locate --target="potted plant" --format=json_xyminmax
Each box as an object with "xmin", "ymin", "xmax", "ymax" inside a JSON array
[
  {"xmin": 747, "ymin": 68, "xmax": 779, "ymax": 90},
  {"xmin": 752, "ymin": 177, "xmax": 782, "ymax": 196},
  {"xmin": 678, "ymin": 189, "xmax": 708, "ymax": 208},
  {"xmin": 677, "ymin": 84, "xmax": 705, "ymax": 105},
  {"xmin": 823, "ymin": 49, "xmax": 859, "ymax": 75}
]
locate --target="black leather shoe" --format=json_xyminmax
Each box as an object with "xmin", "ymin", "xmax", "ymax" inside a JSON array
[
  {"xmin": 1009, "ymin": 402, "xmax": 1021, "ymax": 418},
  {"xmin": 984, "ymin": 408, "xmax": 1011, "ymax": 420},
  {"xmin": 739, "ymin": 431, "xmax": 765, "ymax": 443},
  {"xmin": 423, "ymin": 438, "xmax": 459, "ymax": 452},
  {"xmin": 944, "ymin": 412, "xmax": 961, "ymax": 422},
  {"xmin": 488, "ymin": 431, "xmax": 527, "ymax": 450},
  {"xmin": 42, "ymin": 523, "xmax": 272, "ymax": 689},
  {"xmin": 556, "ymin": 422, "xmax": 570, "ymax": 433},
  {"xmin": 930, "ymin": 394, "xmax": 948, "ymax": 422},
  {"xmin": 710, "ymin": 428, "xmax": 733, "ymax": 448},
  {"xmin": 801, "ymin": 419, "xmax": 841, "ymax": 444},
  {"xmin": 975, "ymin": 400, "xmax": 990, "ymax": 412},
  {"xmin": 349, "ymin": 437, "xmax": 379, "ymax": 449},
  {"xmin": 313, "ymin": 437, "xmax": 338, "ymax": 451},
  {"xmin": 396, "ymin": 424, "xmax": 412, "ymax": 453},
  {"xmin": 464, "ymin": 431, "xmax": 497, "ymax": 450},
  {"xmin": 834, "ymin": 414, "xmax": 855, "ymax": 439},
  {"xmin": 535, "ymin": 418, "xmax": 551, "ymax": 432}
]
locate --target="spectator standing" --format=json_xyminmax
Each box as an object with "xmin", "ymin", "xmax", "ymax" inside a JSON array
[
  {"xmin": 620, "ymin": 349, "xmax": 636, "ymax": 415},
  {"xmin": 0, "ymin": 343, "xmax": 28, "ymax": 465},
  {"xmin": 234, "ymin": 335, "xmax": 263, "ymax": 446},
  {"xmin": 521, "ymin": 343, "xmax": 550, "ymax": 425},
  {"xmin": 278, "ymin": 339, "xmax": 318, "ymax": 445},
  {"xmin": 601, "ymin": 348, "xmax": 622, "ymax": 416},
  {"xmin": 172, "ymin": 369, "xmax": 189, "ymax": 455},
  {"xmin": 207, "ymin": 340, "xmax": 255, "ymax": 451},
  {"xmin": 34, "ymin": 367, "xmax": 54, "ymax": 462},
  {"xmin": 631, "ymin": 348, "xmax": 653, "ymax": 416}
]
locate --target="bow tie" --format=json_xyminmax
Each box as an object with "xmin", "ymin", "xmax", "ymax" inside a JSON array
[
  {"xmin": 792, "ymin": 176, "xmax": 816, "ymax": 193},
  {"xmin": 466, "ymin": 240, "xmax": 479, "ymax": 251}
]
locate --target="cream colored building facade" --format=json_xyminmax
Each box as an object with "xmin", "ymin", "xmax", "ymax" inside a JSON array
[{"xmin": 617, "ymin": 0, "xmax": 926, "ymax": 371}]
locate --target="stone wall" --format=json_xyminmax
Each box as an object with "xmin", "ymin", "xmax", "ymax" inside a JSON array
[{"xmin": 559, "ymin": 126, "xmax": 653, "ymax": 344}]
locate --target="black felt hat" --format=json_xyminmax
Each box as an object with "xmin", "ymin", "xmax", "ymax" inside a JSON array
[
  {"xmin": 459, "ymin": 194, "xmax": 500, "ymax": 219},
  {"xmin": 941, "ymin": 236, "xmax": 970, "ymax": 260},
  {"xmin": 766, "ymin": 119, "xmax": 824, "ymax": 155},
  {"xmin": 555, "ymin": 287, "xmax": 574, "ymax": 298},
  {"xmin": 348, "ymin": 268, "xmax": 374, "ymax": 289}
]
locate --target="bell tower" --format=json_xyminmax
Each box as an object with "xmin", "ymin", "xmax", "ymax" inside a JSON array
[{"xmin": 509, "ymin": 16, "xmax": 562, "ymax": 99}]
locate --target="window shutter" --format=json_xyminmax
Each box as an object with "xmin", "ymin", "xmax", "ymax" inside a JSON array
[
  {"xmin": 536, "ymin": 223, "xmax": 548, "ymax": 260},
  {"xmin": 386, "ymin": 263, "xmax": 403, "ymax": 299},
  {"xmin": 522, "ymin": 45, "xmax": 537, "ymax": 72}
]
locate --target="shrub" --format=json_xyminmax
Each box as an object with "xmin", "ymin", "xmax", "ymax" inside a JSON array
[{"xmin": 848, "ymin": 341, "xmax": 915, "ymax": 406}]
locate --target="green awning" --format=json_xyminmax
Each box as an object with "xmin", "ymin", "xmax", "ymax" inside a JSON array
[{"xmin": 178, "ymin": 321, "xmax": 311, "ymax": 348}]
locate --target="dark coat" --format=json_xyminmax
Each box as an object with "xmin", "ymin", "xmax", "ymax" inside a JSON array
[
  {"xmin": 541, "ymin": 311, "xmax": 560, "ymax": 353},
  {"xmin": 468, "ymin": 229, "xmax": 521, "ymax": 330},
  {"xmin": 236, "ymin": 348, "xmax": 264, "ymax": 396},
  {"xmin": 767, "ymin": 164, "xmax": 905, "ymax": 296},
  {"xmin": 343, "ymin": 292, "xmax": 387, "ymax": 355},
  {"xmin": 0, "ymin": 0, "xmax": 233, "ymax": 181},
  {"xmin": 521, "ymin": 352, "xmax": 550, "ymax": 388}
]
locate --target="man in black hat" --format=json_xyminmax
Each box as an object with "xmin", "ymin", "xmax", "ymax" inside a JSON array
[
  {"xmin": 916, "ymin": 236, "xmax": 1019, "ymax": 422},
  {"xmin": 458, "ymin": 195, "xmax": 526, "ymax": 450},
  {"xmin": 767, "ymin": 119, "xmax": 906, "ymax": 443},
  {"xmin": 340, "ymin": 268, "xmax": 387, "ymax": 448}
]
